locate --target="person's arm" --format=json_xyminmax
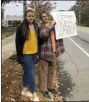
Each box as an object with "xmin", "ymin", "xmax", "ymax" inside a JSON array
[
  {"xmin": 15, "ymin": 25, "xmax": 24, "ymax": 64},
  {"xmin": 15, "ymin": 26, "xmax": 21, "ymax": 56}
]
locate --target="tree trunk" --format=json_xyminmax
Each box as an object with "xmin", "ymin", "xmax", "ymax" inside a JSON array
[{"xmin": 23, "ymin": 0, "xmax": 27, "ymax": 18}]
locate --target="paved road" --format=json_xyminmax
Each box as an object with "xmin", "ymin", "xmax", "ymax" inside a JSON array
[
  {"xmin": 77, "ymin": 26, "xmax": 89, "ymax": 43},
  {"xmin": 58, "ymin": 27, "xmax": 89, "ymax": 101},
  {"xmin": 77, "ymin": 31, "xmax": 89, "ymax": 44}
]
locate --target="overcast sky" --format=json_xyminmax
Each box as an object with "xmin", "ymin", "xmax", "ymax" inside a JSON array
[{"xmin": 4, "ymin": 1, "xmax": 76, "ymax": 18}]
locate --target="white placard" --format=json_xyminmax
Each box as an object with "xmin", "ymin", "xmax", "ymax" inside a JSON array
[{"xmin": 51, "ymin": 11, "xmax": 77, "ymax": 40}]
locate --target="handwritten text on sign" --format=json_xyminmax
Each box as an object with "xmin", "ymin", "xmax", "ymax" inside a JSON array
[{"xmin": 51, "ymin": 11, "xmax": 77, "ymax": 40}]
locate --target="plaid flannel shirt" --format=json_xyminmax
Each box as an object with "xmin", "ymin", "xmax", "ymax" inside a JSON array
[{"xmin": 39, "ymin": 23, "xmax": 65, "ymax": 61}]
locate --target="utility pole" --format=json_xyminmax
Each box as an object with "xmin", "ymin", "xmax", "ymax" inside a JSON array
[
  {"xmin": 76, "ymin": 0, "xmax": 82, "ymax": 25},
  {"xmin": 54, "ymin": 2, "xmax": 56, "ymax": 10},
  {"xmin": 79, "ymin": 0, "xmax": 82, "ymax": 25}
]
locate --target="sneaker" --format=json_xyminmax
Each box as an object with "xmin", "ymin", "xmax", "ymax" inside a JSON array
[
  {"xmin": 41, "ymin": 91, "xmax": 51, "ymax": 99},
  {"xmin": 48, "ymin": 88, "xmax": 58, "ymax": 94},
  {"xmin": 21, "ymin": 90, "xmax": 33, "ymax": 97},
  {"xmin": 33, "ymin": 92, "xmax": 39, "ymax": 101},
  {"xmin": 33, "ymin": 96, "xmax": 39, "ymax": 101}
]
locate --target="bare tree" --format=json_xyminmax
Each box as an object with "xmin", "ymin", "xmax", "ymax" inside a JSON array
[{"xmin": 27, "ymin": 0, "xmax": 54, "ymax": 21}]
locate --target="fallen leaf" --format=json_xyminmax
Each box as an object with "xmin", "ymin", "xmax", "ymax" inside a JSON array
[
  {"xmin": 10, "ymin": 98, "xmax": 15, "ymax": 101},
  {"xmin": 5, "ymin": 98, "xmax": 8, "ymax": 100},
  {"xmin": 58, "ymin": 92, "xmax": 60, "ymax": 95},
  {"xmin": 10, "ymin": 90, "xmax": 13, "ymax": 93},
  {"xmin": 6, "ymin": 75, "xmax": 8, "ymax": 77},
  {"xmin": 56, "ymin": 84, "xmax": 59, "ymax": 88},
  {"xmin": 67, "ymin": 88, "xmax": 71, "ymax": 91}
]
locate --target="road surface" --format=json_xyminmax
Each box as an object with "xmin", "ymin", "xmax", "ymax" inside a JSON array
[{"xmin": 58, "ymin": 27, "xmax": 89, "ymax": 101}]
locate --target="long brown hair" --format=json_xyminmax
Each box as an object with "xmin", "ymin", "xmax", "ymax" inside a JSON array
[{"xmin": 22, "ymin": 9, "xmax": 36, "ymax": 40}]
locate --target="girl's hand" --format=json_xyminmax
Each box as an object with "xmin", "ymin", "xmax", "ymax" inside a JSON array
[{"xmin": 51, "ymin": 20, "xmax": 56, "ymax": 25}]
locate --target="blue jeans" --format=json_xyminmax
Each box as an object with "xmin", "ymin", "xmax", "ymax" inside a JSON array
[{"xmin": 22, "ymin": 54, "xmax": 37, "ymax": 93}]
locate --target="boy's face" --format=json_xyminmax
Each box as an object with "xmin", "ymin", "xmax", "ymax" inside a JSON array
[
  {"xmin": 26, "ymin": 12, "xmax": 34, "ymax": 23},
  {"xmin": 41, "ymin": 13, "xmax": 49, "ymax": 23}
]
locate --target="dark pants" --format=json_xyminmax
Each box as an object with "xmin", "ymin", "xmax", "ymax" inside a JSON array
[{"xmin": 22, "ymin": 54, "xmax": 37, "ymax": 93}]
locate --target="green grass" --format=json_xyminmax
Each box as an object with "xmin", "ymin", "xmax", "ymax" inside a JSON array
[
  {"xmin": 2, "ymin": 32, "xmax": 14, "ymax": 39},
  {"xmin": 78, "ymin": 23, "xmax": 89, "ymax": 27},
  {"xmin": 1, "ymin": 27, "xmax": 16, "ymax": 39}
]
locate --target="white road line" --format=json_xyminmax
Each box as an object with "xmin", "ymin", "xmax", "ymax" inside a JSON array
[{"xmin": 69, "ymin": 37, "xmax": 89, "ymax": 58}]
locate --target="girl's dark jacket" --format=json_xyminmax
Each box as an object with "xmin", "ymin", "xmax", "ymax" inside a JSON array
[{"xmin": 15, "ymin": 20, "xmax": 39, "ymax": 64}]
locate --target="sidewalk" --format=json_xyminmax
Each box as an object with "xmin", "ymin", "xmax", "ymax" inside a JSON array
[{"xmin": 2, "ymin": 33, "xmax": 16, "ymax": 64}]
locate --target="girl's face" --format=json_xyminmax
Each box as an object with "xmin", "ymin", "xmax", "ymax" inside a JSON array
[
  {"xmin": 41, "ymin": 13, "xmax": 49, "ymax": 23},
  {"xmin": 26, "ymin": 12, "xmax": 35, "ymax": 23}
]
